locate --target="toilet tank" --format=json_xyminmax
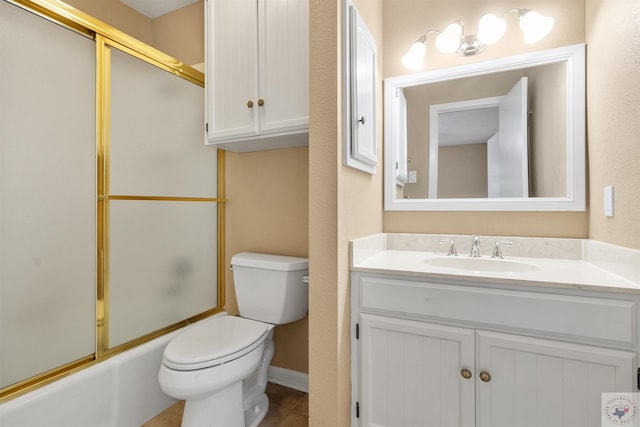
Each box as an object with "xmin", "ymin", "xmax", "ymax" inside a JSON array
[{"xmin": 231, "ymin": 252, "xmax": 309, "ymax": 324}]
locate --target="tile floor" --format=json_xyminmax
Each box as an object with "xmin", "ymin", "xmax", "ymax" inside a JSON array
[{"xmin": 142, "ymin": 382, "xmax": 308, "ymax": 427}]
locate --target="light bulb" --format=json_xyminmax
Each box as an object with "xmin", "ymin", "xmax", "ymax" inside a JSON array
[
  {"xmin": 519, "ymin": 10, "xmax": 555, "ymax": 44},
  {"xmin": 401, "ymin": 41, "xmax": 427, "ymax": 71},
  {"xmin": 477, "ymin": 13, "xmax": 506, "ymax": 45},
  {"xmin": 435, "ymin": 23, "xmax": 462, "ymax": 54}
]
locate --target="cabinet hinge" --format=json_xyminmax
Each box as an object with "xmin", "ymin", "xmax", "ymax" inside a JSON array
[
  {"xmin": 637, "ymin": 368, "xmax": 639, "ymax": 390},
  {"xmin": 356, "ymin": 323, "xmax": 360, "ymax": 340},
  {"xmin": 356, "ymin": 401, "xmax": 360, "ymax": 418},
  {"xmin": 205, "ymin": 122, "xmax": 208, "ymax": 133}
]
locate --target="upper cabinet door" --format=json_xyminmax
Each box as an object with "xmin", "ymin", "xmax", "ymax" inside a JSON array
[
  {"xmin": 206, "ymin": 0, "xmax": 259, "ymax": 141},
  {"xmin": 258, "ymin": 0, "xmax": 309, "ymax": 134},
  {"xmin": 206, "ymin": 0, "xmax": 309, "ymax": 152}
]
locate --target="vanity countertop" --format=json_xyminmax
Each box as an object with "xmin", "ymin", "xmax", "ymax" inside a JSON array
[{"xmin": 351, "ymin": 234, "xmax": 640, "ymax": 295}]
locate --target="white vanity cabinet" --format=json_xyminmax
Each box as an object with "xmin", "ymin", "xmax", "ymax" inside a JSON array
[
  {"xmin": 351, "ymin": 273, "xmax": 638, "ymax": 427},
  {"xmin": 205, "ymin": 0, "xmax": 309, "ymax": 152}
]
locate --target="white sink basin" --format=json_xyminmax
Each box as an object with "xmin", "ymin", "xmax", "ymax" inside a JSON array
[{"xmin": 425, "ymin": 256, "xmax": 539, "ymax": 273}]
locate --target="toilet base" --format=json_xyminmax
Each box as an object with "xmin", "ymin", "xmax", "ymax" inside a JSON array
[
  {"xmin": 159, "ymin": 318, "xmax": 277, "ymax": 427},
  {"xmin": 244, "ymin": 393, "xmax": 269, "ymax": 427},
  {"xmin": 242, "ymin": 328, "xmax": 274, "ymax": 427},
  {"xmin": 181, "ymin": 381, "xmax": 244, "ymax": 427}
]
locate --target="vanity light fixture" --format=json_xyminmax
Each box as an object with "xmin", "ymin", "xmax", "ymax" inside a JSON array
[{"xmin": 401, "ymin": 8, "xmax": 555, "ymax": 71}]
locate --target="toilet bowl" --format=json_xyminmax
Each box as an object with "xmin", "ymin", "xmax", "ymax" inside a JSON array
[
  {"xmin": 159, "ymin": 314, "xmax": 273, "ymax": 427},
  {"xmin": 158, "ymin": 252, "xmax": 309, "ymax": 427}
]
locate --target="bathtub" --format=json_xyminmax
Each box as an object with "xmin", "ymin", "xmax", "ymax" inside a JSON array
[
  {"xmin": 0, "ymin": 328, "xmax": 181, "ymax": 427},
  {"xmin": 0, "ymin": 313, "xmax": 310, "ymax": 427}
]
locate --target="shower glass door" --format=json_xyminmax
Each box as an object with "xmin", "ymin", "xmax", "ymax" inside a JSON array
[
  {"xmin": 0, "ymin": 0, "xmax": 96, "ymax": 389},
  {"xmin": 106, "ymin": 46, "xmax": 218, "ymax": 349},
  {"xmin": 1, "ymin": 0, "xmax": 221, "ymax": 399}
]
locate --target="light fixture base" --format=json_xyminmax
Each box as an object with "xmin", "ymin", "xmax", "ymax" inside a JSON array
[{"xmin": 456, "ymin": 35, "xmax": 487, "ymax": 56}]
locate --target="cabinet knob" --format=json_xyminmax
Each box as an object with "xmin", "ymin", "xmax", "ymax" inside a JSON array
[
  {"xmin": 257, "ymin": 98, "xmax": 264, "ymax": 107},
  {"xmin": 460, "ymin": 369, "xmax": 472, "ymax": 379},
  {"xmin": 358, "ymin": 116, "xmax": 366, "ymax": 125},
  {"xmin": 479, "ymin": 371, "xmax": 491, "ymax": 382},
  {"xmin": 247, "ymin": 100, "xmax": 254, "ymax": 108}
]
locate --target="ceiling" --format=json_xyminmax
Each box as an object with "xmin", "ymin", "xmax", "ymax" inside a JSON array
[
  {"xmin": 438, "ymin": 107, "xmax": 499, "ymax": 147},
  {"xmin": 120, "ymin": 0, "xmax": 198, "ymax": 19}
]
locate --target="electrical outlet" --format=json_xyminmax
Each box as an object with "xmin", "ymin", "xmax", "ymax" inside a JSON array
[
  {"xmin": 408, "ymin": 170, "xmax": 417, "ymax": 184},
  {"xmin": 604, "ymin": 186, "xmax": 614, "ymax": 217}
]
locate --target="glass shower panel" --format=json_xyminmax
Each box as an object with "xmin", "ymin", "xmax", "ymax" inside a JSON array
[
  {"xmin": 109, "ymin": 48, "xmax": 215, "ymax": 198},
  {"xmin": 0, "ymin": 0, "xmax": 96, "ymax": 388},
  {"xmin": 107, "ymin": 44, "xmax": 218, "ymax": 349},
  {"xmin": 108, "ymin": 200, "xmax": 218, "ymax": 348}
]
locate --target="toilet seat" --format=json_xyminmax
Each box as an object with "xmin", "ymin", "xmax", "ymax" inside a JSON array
[{"xmin": 162, "ymin": 315, "xmax": 269, "ymax": 371}]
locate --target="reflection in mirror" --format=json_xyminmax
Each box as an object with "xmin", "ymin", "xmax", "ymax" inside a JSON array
[{"xmin": 384, "ymin": 44, "xmax": 585, "ymax": 211}]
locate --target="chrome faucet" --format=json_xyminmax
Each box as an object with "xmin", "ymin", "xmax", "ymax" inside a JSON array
[
  {"xmin": 470, "ymin": 235, "xmax": 481, "ymax": 258},
  {"xmin": 492, "ymin": 241, "xmax": 513, "ymax": 259},
  {"xmin": 439, "ymin": 239, "xmax": 458, "ymax": 256}
]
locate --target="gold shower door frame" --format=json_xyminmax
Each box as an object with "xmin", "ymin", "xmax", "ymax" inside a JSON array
[{"xmin": 0, "ymin": 0, "xmax": 225, "ymax": 402}]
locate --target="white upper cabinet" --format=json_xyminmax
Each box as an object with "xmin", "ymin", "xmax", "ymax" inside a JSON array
[{"xmin": 206, "ymin": 0, "xmax": 309, "ymax": 152}]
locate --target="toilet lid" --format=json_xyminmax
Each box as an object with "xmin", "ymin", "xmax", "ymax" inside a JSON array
[{"xmin": 163, "ymin": 315, "xmax": 269, "ymax": 371}]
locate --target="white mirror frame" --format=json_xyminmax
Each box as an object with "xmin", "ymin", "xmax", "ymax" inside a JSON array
[{"xmin": 384, "ymin": 43, "xmax": 586, "ymax": 211}]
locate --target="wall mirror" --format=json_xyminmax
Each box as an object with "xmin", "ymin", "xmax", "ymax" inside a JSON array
[{"xmin": 384, "ymin": 43, "xmax": 585, "ymax": 211}]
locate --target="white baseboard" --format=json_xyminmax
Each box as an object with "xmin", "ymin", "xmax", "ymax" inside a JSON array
[{"xmin": 267, "ymin": 366, "xmax": 309, "ymax": 393}]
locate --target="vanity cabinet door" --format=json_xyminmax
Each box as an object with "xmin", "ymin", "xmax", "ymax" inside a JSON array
[
  {"xmin": 360, "ymin": 314, "xmax": 475, "ymax": 427},
  {"xmin": 476, "ymin": 330, "xmax": 636, "ymax": 427},
  {"xmin": 206, "ymin": 0, "xmax": 308, "ymax": 151}
]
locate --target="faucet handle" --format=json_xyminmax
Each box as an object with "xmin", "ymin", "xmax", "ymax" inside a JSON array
[
  {"xmin": 492, "ymin": 241, "xmax": 513, "ymax": 259},
  {"xmin": 470, "ymin": 234, "xmax": 481, "ymax": 257},
  {"xmin": 439, "ymin": 239, "xmax": 458, "ymax": 256}
]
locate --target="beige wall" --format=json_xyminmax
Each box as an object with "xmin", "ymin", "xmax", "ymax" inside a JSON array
[
  {"xmin": 64, "ymin": 0, "xmax": 204, "ymax": 65},
  {"xmin": 438, "ymin": 143, "xmax": 488, "ymax": 198},
  {"xmin": 152, "ymin": 1, "xmax": 204, "ymax": 66},
  {"xmin": 308, "ymin": 0, "xmax": 341, "ymax": 421},
  {"xmin": 224, "ymin": 148, "xmax": 310, "ymax": 373},
  {"xmin": 309, "ymin": 0, "xmax": 384, "ymax": 425},
  {"xmin": 528, "ymin": 62, "xmax": 567, "ymax": 197},
  {"xmin": 383, "ymin": 0, "xmax": 588, "ymax": 238},
  {"xmin": 586, "ymin": 0, "xmax": 640, "ymax": 250},
  {"xmin": 64, "ymin": 0, "xmax": 152, "ymax": 44}
]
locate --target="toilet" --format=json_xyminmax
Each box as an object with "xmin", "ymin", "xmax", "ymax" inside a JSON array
[{"xmin": 158, "ymin": 252, "xmax": 309, "ymax": 427}]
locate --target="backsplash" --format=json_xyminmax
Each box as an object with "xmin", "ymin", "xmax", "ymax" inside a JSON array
[
  {"xmin": 584, "ymin": 239, "xmax": 640, "ymax": 285},
  {"xmin": 384, "ymin": 233, "xmax": 583, "ymax": 260}
]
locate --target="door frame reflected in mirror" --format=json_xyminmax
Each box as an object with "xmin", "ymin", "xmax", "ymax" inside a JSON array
[{"xmin": 384, "ymin": 43, "xmax": 586, "ymax": 211}]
